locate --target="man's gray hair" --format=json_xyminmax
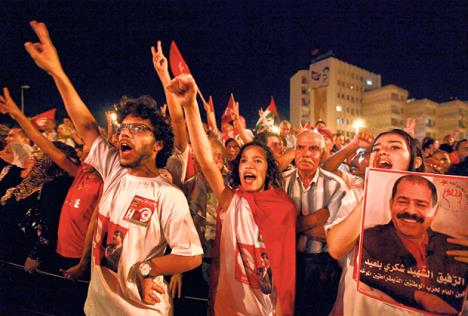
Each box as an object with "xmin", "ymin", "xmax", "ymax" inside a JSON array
[{"xmin": 295, "ymin": 129, "xmax": 326, "ymax": 152}]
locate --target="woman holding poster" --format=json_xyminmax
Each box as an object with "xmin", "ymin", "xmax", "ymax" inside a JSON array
[{"xmin": 326, "ymin": 129, "xmax": 467, "ymax": 315}]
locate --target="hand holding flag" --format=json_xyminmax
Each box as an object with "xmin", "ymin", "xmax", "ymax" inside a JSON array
[
  {"xmin": 165, "ymin": 74, "xmax": 198, "ymax": 110},
  {"xmin": 255, "ymin": 96, "xmax": 280, "ymax": 131},
  {"xmin": 203, "ymin": 96, "xmax": 214, "ymax": 113}
]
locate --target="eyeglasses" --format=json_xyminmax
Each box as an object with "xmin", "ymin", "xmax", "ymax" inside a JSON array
[{"xmin": 116, "ymin": 123, "xmax": 154, "ymax": 135}]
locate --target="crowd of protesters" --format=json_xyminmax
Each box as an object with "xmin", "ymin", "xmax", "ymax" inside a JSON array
[{"xmin": 0, "ymin": 20, "xmax": 467, "ymax": 316}]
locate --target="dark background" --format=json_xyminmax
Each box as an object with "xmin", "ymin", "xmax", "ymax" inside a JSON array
[{"xmin": 1, "ymin": 0, "xmax": 466, "ymax": 128}]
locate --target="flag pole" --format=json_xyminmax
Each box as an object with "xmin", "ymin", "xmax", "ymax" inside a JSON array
[{"xmin": 196, "ymin": 85, "xmax": 207, "ymax": 105}]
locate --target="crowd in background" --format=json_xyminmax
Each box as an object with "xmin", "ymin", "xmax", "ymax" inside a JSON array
[{"xmin": 0, "ymin": 20, "xmax": 467, "ymax": 316}]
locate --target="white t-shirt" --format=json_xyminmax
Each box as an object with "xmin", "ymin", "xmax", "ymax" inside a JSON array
[
  {"xmin": 84, "ymin": 137, "xmax": 203, "ymax": 316},
  {"xmin": 215, "ymin": 194, "xmax": 276, "ymax": 316}
]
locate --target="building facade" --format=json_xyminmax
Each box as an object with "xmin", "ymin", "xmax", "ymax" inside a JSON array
[
  {"xmin": 404, "ymin": 99, "xmax": 439, "ymax": 140},
  {"xmin": 362, "ymin": 85, "xmax": 408, "ymax": 136},
  {"xmin": 290, "ymin": 56, "xmax": 467, "ymax": 142},
  {"xmin": 290, "ymin": 56, "xmax": 381, "ymax": 138},
  {"xmin": 437, "ymin": 100, "xmax": 468, "ymax": 140}
]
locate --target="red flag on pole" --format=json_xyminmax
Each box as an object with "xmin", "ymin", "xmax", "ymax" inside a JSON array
[
  {"xmin": 221, "ymin": 93, "xmax": 236, "ymax": 126},
  {"xmin": 266, "ymin": 96, "xmax": 280, "ymax": 121},
  {"xmin": 255, "ymin": 96, "xmax": 280, "ymax": 130},
  {"xmin": 207, "ymin": 96, "xmax": 214, "ymax": 113},
  {"xmin": 31, "ymin": 108, "xmax": 56, "ymax": 131},
  {"xmin": 169, "ymin": 41, "xmax": 192, "ymax": 77}
]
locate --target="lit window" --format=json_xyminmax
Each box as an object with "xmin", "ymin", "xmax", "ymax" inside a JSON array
[
  {"xmin": 336, "ymin": 105, "xmax": 343, "ymax": 112},
  {"xmin": 366, "ymin": 79, "xmax": 373, "ymax": 85}
]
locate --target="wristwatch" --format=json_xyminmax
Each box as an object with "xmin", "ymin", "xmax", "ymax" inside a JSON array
[{"xmin": 139, "ymin": 260, "xmax": 154, "ymax": 279}]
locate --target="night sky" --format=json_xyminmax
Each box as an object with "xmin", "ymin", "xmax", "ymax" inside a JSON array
[{"xmin": 1, "ymin": 0, "xmax": 466, "ymax": 128}]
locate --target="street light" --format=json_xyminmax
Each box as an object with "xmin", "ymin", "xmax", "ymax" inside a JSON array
[{"xmin": 20, "ymin": 84, "xmax": 31, "ymax": 113}]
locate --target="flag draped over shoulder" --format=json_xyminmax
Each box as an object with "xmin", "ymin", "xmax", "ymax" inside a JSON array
[
  {"xmin": 210, "ymin": 189, "xmax": 297, "ymax": 316},
  {"xmin": 169, "ymin": 41, "xmax": 192, "ymax": 77},
  {"xmin": 31, "ymin": 108, "xmax": 56, "ymax": 131},
  {"xmin": 255, "ymin": 96, "xmax": 280, "ymax": 130}
]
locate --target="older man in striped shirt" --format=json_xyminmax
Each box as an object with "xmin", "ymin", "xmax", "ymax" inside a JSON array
[{"xmin": 282, "ymin": 130, "xmax": 347, "ymax": 315}]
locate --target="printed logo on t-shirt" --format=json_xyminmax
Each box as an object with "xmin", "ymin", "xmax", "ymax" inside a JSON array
[
  {"xmin": 94, "ymin": 215, "xmax": 128, "ymax": 273},
  {"xmin": 235, "ymin": 242, "xmax": 273, "ymax": 294},
  {"xmin": 73, "ymin": 198, "xmax": 81, "ymax": 208},
  {"xmin": 123, "ymin": 195, "xmax": 157, "ymax": 227}
]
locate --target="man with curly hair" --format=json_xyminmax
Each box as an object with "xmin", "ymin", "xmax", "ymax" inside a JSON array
[{"xmin": 24, "ymin": 20, "xmax": 202, "ymax": 315}]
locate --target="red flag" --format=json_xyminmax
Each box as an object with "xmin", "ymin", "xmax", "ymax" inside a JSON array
[
  {"xmin": 31, "ymin": 108, "xmax": 56, "ymax": 131},
  {"xmin": 210, "ymin": 189, "xmax": 297, "ymax": 316},
  {"xmin": 221, "ymin": 93, "xmax": 235, "ymax": 126},
  {"xmin": 169, "ymin": 41, "xmax": 192, "ymax": 77},
  {"xmin": 233, "ymin": 115, "xmax": 246, "ymax": 136},
  {"xmin": 266, "ymin": 96, "xmax": 280, "ymax": 121},
  {"xmin": 207, "ymin": 96, "xmax": 214, "ymax": 113}
]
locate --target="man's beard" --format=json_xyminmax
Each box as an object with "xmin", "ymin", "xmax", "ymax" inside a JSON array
[{"xmin": 120, "ymin": 152, "xmax": 151, "ymax": 169}]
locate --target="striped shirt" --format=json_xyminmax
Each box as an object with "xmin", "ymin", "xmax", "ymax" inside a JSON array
[{"xmin": 282, "ymin": 168, "xmax": 347, "ymax": 254}]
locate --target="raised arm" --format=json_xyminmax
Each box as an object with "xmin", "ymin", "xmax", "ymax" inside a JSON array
[
  {"xmin": 232, "ymin": 101, "xmax": 253, "ymax": 144},
  {"xmin": 322, "ymin": 128, "xmax": 373, "ymax": 172},
  {"xmin": 277, "ymin": 148, "xmax": 295, "ymax": 171},
  {"xmin": 24, "ymin": 21, "xmax": 99, "ymax": 147},
  {"xmin": 151, "ymin": 41, "xmax": 187, "ymax": 151},
  {"xmin": 0, "ymin": 88, "xmax": 79, "ymax": 176},
  {"xmin": 166, "ymin": 75, "xmax": 232, "ymax": 204}
]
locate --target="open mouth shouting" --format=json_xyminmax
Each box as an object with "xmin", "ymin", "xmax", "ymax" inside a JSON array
[
  {"xmin": 243, "ymin": 172, "xmax": 257, "ymax": 184},
  {"xmin": 375, "ymin": 158, "xmax": 393, "ymax": 169},
  {"xmin": 119, "ymin": 140, "xmax": 134, "ymax": 157},
  {"xmin": 240, "ymin": 169, "xmax": 265, "ymax": 192}
]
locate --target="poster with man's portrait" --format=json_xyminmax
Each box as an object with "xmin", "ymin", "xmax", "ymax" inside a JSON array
[{"xmin": 357, "ymin": 168, "xmax": 468, "ymax": 315}]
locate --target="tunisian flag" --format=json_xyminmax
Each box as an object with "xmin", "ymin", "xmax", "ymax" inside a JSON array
[
  {"xmin": 210, "ymin": 189, "xmax": 297, "ymax": 316},
  {"xmin": 169, "ymin": 41, "xmax": 192, "ymax": 77},
  {"xmin": 206, "ymin": 96, "xmax": 214, "ymax": 113},
  {"xmin": 220, "ymin": 93, "xmax": 235, "ymax": 126},
  {"xmin": 31, "ymin": 108, "xmax": 56, "ymax": 131}
]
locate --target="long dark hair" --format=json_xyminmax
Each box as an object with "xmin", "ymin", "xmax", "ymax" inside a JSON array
[
  {"xmin": 372, "ymin": 129, "xmax": 424, "ymax": 172},
  {"xmin": 229, "ymin": 141, "xmax": 282, "ymax": 190}
]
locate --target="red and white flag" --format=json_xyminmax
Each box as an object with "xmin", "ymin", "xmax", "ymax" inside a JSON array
[
  {"xmin": 206, "ymin": 95, "xmax": 214, "ymax": 113},
  {"xmin": 31, "ymin": 108, "xmax": 56, "ymax": 131},
  {"xmin": 169, "ymin": 41, "xmax": 192, "ymax": 77},
  {"xmin": 221, "ymin": 93, "xmax": 236, "ymax": 126}
]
